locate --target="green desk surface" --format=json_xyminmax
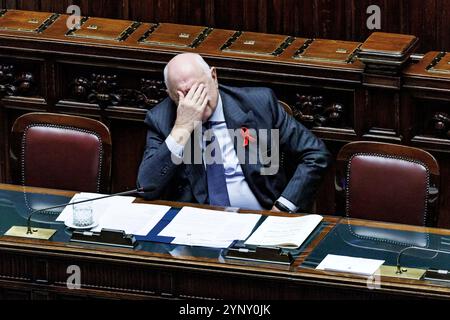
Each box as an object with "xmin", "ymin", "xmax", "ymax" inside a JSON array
[
  {"xmin": 3, "ymin": 187, "xmax": 450, "ymax": 274},
  {"xmin": 302, "ymin": 221, "xmax": 450, "ymax": 271}
]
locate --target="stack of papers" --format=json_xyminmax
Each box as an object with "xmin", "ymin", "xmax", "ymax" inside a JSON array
[
  {"xmin": 56, "ymin": 193, "xmax": 171, "ymax": 236},
  {"xmin": 158, "ymin": 206, "xmax": 262, "ymax": 248},
  {"xmin": 244, "ymin": 214, "xmax": 323, "ymax": 249},
  {"xmin": 90, "ymin": 203, "xmax": 171, "ymax": 236},
  {"xmin": 316, "ymin": 254, "xmax": 385, "ymax": 276}
]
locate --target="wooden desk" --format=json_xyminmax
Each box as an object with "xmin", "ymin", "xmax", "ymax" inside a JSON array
[{"xmin": 0, "ymin": 184, "xmax": 450, "ymax": 300}]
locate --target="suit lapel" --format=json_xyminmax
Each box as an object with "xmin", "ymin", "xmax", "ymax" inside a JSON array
[
  {"xmin": 221, "ymin": 88, "xmax": 262, "ymax": 184},
  {"xmin": 221, "ymin": 88, "xmax": 257, "ymax": 148},
  {"xmin": 222, "ymin": 95, "xmax": 255, "ymax": 131}
]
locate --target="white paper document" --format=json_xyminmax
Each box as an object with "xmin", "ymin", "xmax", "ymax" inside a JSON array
[
  {"xmin": 56, "ymin": 192, "xmax": 136, "ymax": 223},
  {"xmin": 244, "ymin": 214, "xmax": 323, "ymax": 249},
  {"xmin": 158, "ymin": 206, "xmax": 262, "ymax": 248},
  {"xmin": 316, "ymin": 254, "xmax": 385, "ymax": 276},
  {"xmin": 90, "ymin": 203, "xmax": 171, "ymax": 236}
]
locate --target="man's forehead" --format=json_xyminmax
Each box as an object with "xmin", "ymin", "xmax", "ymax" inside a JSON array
[
  {"xmin": 170, "ymin": 72, "xmax": 206, "ymax": 90},
  {"xmin": 175, "ymin": 68, "xmax": 204, "ymax": 81}
]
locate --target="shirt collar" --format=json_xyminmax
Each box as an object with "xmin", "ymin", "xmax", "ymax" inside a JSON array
[{"xmin": 208, "ymin": 94, "xmax": 225, "ymax": 122}]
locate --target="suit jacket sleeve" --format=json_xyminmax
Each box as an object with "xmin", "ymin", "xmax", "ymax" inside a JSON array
[
  {"xmin": 137, "ymin": 111, "xmax": 181, "ymax": 199},
  {"xmin": 269, "ymin": 89, "xmax": 332, "ymax": 211}
]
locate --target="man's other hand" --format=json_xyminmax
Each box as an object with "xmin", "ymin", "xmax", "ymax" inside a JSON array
[{"xmin": 271, "ymin": 206, "xmax": 281, "ymax": 212}]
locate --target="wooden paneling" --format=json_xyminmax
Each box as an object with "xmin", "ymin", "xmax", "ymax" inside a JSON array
[
  {"xmin": 437, "ymin": 0, "xmax": 450, "ymax": 51},
  {"xmin": 40, "ymin": 1, "xmax": 77, "ymax": 13},
  {"xmin": 14, "ymin": 0, "xmax": 39, "ymax": 11},
  {"xmin": 4, "ymin": 0, "xmax": 16, "ymax": 9},
  {"xmin": 79, "ymin": 0, "xmax": 126, "ymax": 20},
  {"xmin": 2, "ymin": 0, "xmax": 448, "ymax": 52},
  {"xmin": 403, "ymin": 0, "xmax": 437, "ymax": 53}
]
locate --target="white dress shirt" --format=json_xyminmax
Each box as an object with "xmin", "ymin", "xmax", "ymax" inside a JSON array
[{"xmin": 165, "ymin": 94, "xmax": 298, "ymax": 211}]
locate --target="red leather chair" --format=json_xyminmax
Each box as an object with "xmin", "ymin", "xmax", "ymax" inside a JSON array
[
  {"xmin": 10, "ymin": 112, "xmax": 112, "ymax": 193},
  {"xmin": 336, "ymin": 142, "xmax": 440, "ymax": 226}
]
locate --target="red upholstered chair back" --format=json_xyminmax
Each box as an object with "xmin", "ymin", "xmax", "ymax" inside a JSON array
[
  {"xmin": 11, "ymin": 113, "xmax": 112, "ymax": 193},
  {"xmin": 336, "ymin": 142, "xmax": 440, "ymax": 227}
]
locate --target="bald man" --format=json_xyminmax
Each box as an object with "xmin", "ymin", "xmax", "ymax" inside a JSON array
[{"xmin": 137, "ymin": 53, "xmax": 331, "ymax": 212}]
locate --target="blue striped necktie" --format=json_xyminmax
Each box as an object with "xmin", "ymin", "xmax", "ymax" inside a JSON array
[{"xmin": 203, "ymin": 121, "xmax": 231, "ymax": 207}]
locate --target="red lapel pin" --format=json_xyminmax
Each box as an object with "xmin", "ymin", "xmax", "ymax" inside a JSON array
[{"xmin": 240, "ymin": 127, "xmax": 256, "ymax": 147}]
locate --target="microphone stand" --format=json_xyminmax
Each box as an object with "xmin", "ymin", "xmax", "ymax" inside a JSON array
[{"xmin": 396, "ymin": 246, "xmax": 450, "ymax": 274}]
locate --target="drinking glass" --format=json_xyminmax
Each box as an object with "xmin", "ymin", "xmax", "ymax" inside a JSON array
[{"xmin": 72, "ymin": 198, "xmax": 94, "ymax": 227}]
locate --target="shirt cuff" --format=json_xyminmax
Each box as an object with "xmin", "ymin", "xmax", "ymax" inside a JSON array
[
  {"xmin": 277, "ymin": 196, "xmax": 298, "ymax": 212},
  {"xmin": 165, "ymin": 135, "xmax": 184, "ymax": 159}
]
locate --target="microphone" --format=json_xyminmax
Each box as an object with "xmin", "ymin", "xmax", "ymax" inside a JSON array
[
  {"xmin": 6, "ymin": 184, "xmax": 157, "ymax": 239},
  {"xmin": 396, "ymin": 246, "xmax": 450, "ymax": 275}
]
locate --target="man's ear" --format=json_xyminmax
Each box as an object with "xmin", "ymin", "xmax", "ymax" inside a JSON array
[{"xmin": 211, "ymin": 67, "xmax": 218, "ymax": 87}]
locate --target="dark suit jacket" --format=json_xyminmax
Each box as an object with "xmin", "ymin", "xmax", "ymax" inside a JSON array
[{"xmin": 137, "ymin": 85, "xmax": 331, "ymax": 212}]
